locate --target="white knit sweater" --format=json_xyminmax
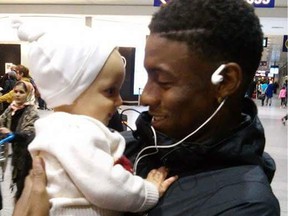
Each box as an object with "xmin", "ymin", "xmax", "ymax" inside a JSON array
[{"xmin": 28, "ymin": 112, "xmax": 159, "ymax": 216}]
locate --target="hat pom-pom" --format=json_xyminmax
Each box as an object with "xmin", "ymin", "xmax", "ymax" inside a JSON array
[
  {"xmin": 11, "ymin": 18, "xmax": 23, "ymax": 29},
  {"xmin": 11, "ymin": 18, "xmax": 45, "ymax": 42}
]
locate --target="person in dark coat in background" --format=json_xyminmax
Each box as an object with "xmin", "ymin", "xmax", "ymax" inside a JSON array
[
  {"xmin": 246, "ymin": 79, "xmax": 256, "ymax": 98},
  {"xmin": 13, "ymin": 0, "xmax": 280, "ymax": 215},
  {"xmin": 0, "ymin": 71, "xmax": 18, "ymax": 113},
  {"xmin": 1, "ymin": 71, "xmax": 17, "ymax": 95},
  {"xmin": 265, "ymin": 81, "xmax": 275, "ymax": 106}
]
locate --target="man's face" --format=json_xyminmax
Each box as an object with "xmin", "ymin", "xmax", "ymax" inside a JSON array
[{"xmin": 141, "ymin": 34, "xmax": 216, "ymax": 140}]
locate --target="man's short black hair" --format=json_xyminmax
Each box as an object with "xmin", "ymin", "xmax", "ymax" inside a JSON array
[{"xmin": 149, "ymin": 0, "xmax": 263, "ymax": 89}]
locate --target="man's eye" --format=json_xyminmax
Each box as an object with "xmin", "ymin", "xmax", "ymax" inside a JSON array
[
  {"xmin": 158, "ymin": 81, "xmax": 172, "ymax": 87},
  {"xmin": 158, "ymin": 81, "xmax": 169, "ymax": 85}
]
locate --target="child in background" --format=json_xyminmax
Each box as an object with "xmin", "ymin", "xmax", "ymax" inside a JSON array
[
  {"xmin": 278, "ymin": 86, "xmax": 287, "ymax": 108},
  {"xmin": 13, "ymin": 20, "xmax": 177, "ymax": 216},
  {"xmin": 0, "ymin": 81, "xmax": 39, "ymax": 200}
]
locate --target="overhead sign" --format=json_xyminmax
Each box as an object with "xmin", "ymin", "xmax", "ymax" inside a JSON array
[
  {"xmin": 154, "ymin": 0, "xmax": 274, "ymax": 8},
  {"xmin": 246, "ymin": 0, "xmax": 275, "ymax": 8},
  {"xmin": 153, "ymin": 0, "xmax": 170, "ymax": 6}
]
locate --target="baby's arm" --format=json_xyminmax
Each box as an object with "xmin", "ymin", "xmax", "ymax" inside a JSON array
[
  {"xmin": 146, "ymin": 167, "xmax": 178, "ymax": 197},
  {"xmin": 29, "ymin": 115, "xmax": 175, "ymax": 213}
]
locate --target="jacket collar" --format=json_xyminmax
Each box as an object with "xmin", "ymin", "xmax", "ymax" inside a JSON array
[{"xmin": 134, "ymin": 98, "xmax": 275, "ymax": 181}]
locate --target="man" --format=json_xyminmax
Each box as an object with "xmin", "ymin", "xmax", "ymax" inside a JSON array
[{"xmin": 13, "ymin": 0, "xmax": 280, "ymax": 215}]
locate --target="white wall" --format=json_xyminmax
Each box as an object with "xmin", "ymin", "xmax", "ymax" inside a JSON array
[
  {"xmin": 0, "ymin": 15, "xmax": 86, "ymax": 66},
  {"xmin": 2, "ymin": 13, "xmax": 285, "ymax": 96},
  {"xmin": 0, "ymin": 15, "xmax": 151, "ymax": 94},
  {"xmin": 92, "ymin": 15, "xmax": 150, "ymax": 94}
]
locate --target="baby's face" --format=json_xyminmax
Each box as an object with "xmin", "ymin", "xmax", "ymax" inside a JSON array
[{"xmin": 72, "ymin": 50, "xmax": 125, "ymax": 125}]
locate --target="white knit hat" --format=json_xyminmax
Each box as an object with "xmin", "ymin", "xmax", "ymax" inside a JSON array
[{"xmin": 12, "ymin": 19, "xmax": 116, "ymax": 108}]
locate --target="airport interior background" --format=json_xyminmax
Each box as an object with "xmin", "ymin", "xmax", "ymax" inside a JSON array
[{"xmin": 0, "ymin": 0, "xmax": 287, "ymax": 215}]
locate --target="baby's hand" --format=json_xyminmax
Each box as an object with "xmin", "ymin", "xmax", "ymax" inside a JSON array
[{"xmin": 146, "ymin": 166, "xmax": 178, "ymax": 197}]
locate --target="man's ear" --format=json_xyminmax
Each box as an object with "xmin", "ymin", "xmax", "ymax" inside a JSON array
[{"xmin": 216, "ymin": 62, "xmax": 242, "ymax": 99}]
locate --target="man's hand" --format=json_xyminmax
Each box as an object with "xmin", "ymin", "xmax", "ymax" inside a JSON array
[
  {"xmin": 13, "ymin": 156, "xmax": 50, "ymax": 216},
  {"xmin": 146, "ymin": 166, "xmax": 178, "ymax": 197}
]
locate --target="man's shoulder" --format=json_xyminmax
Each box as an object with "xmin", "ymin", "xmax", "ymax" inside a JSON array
[{"xmin": 148, "ymin": 165, "xmax": 280, "ymax": 216}]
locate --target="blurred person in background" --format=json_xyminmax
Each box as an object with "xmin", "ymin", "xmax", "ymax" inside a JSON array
[
  {"xmin": 265, "ymin": 80, "xmax": 275, "ymax": 106},
  {"xmin": 0, "ymin": 65, "xmax": 36, "ymax": 106},
  {"xmin": 278, "ymin": 86, "xmax": 287, "ymax": 108},
  {"xmin": 0, "ymin": 70, "xmax": 18, "ymax": 113},
  {"xmin": 0, "ymin": 81, "xmax": 39, "ymax": 202}
]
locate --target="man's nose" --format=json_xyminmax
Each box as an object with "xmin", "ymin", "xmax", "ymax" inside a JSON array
[{"xmin": 140, "ymin": 83, "xmax": 159, "ymax": 107}]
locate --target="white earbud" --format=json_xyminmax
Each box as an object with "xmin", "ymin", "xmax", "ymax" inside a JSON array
[{"xmin": 211, "ymin": 64, "xmax": 226, "ymax": 85}]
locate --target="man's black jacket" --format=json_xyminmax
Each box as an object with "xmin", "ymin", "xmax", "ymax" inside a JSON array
[{"xmin": 122, "ymin": 98, "xmax": 280, "ymax": 216}]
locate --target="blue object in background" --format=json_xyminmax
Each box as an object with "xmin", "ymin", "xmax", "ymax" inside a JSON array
[
  {"xmin": 246, "ymin": 0, "xmax": 275, "ymax": 8},
  {"xmin": 153, "ymin": 0, "xmax": 170, "ymax": 6},
  {"xmin": 0, "ymin": 133, "xmax": 15, "ymax": 146}
]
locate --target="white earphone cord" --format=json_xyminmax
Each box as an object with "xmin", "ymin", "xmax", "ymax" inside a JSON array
[{"xmin": 133, "ymin": 98, "xmax": 227, "ymax": 174}]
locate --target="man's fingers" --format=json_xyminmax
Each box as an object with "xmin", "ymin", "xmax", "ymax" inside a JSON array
[
  {"xmin": 13, "ymin": 156, "xmax": 50, "ymax": 216},
  {"xmin": 161, "ymin": 176, "xmax": 178, "ymax": 191},
  {"xmin": 12, "ymin": 159, "xmax": 42, "ymax": 216},
  {"xmin": 32, "ymin": 156, "xmax": 47, "ymax": 193},
  {"xmin": 12, "ymin": 175, "xmax": 32, "ymax": 216},
  {"xmin": 30, "ymin": 156, "xmax": 51, "ymax": 215},
  {"xmin": 32, "ymin": 156, "xmax": 45, "ymax": 175}
]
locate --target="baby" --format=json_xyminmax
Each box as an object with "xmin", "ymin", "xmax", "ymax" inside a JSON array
[{"xmin": 13, "ymin": 20, "xmax": 177, "ymax": 216}]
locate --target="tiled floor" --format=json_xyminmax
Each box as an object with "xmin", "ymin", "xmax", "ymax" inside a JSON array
[
  {"xmin": 254, "ymin": 97, "xmax": 288, "ymax": 216},
  {"xmin": 0, "ymin": 97, "xmax": 287, "ymax": 215}
]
